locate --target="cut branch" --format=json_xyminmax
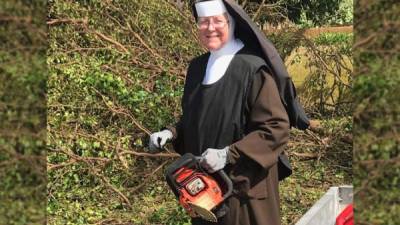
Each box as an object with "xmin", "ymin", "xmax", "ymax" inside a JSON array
[
  {"xmin": 291, "ymin": 152, "xmax": 318, "ymax": 159},
  {"xmin": 47, "ymin": 18, "xmax": 88, "ymax": 26},
  {"xmin": 252, "ymin": 0, "xmax": 266, "ymax": 21},
  {"xmin": 92, "ymin": 30, "xmax": 129, "ymax": 54}
]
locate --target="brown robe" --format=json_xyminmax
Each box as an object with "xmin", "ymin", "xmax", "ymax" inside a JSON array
[{"xmin": 168, "ymin": 69, "xmax": 290, "ymax": 225}]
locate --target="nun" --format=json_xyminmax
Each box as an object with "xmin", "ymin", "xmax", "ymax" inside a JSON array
[{"xmin": 149, "ymin": 0, "xmax": 309, "ymax": 224}]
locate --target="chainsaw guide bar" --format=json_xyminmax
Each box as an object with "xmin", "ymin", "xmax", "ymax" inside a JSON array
[{"xmin": 188, "ymin": 202, "xmax": 218, "ymax": 222}]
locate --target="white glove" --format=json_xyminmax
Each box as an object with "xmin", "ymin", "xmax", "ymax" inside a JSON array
[
  {"xmin": 200, "ymin": 147, "xmax": 229, "ymax": 173},
  {"xmin": 149, "ymin": 129, "xmax": 173, "ymax": 151}
]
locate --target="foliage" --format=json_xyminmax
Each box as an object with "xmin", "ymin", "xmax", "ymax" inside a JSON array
[
  {"xmin": 237, "ymin": 0, "xmax": 353, "ymax": 27},
  {"xmin": 47, "ymin": 0, "xmax": 198, "ymax": 224},
  {"xmin": 299, "ymin": 32, "xmax": 352, "ymax": 116},
  {"xmin": 0, "ymin": 0, "xmax": 47, "ymax": 224},
  {"xmin": 293, "ymin": 0, "xmax": 353, "ymax": 27},
  {"xmin": 313, "ymin": 32, "xmax": 353, "ymax": 46},
  {"xmin": 269, "ymin": 29, "xmax": 353, "ymax": 117},
  {"xmin": 353, "ymin": 0, "xmax": 400, "ymax": 224},
  {"xmin": 331, "ymin": 0, "xmax": 354, "ymax": 25}
]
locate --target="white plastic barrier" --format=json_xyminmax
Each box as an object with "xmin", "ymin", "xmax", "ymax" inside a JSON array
[{"xmin": 295, "ymin": 185, "xmax": 353, "ymax": 225}]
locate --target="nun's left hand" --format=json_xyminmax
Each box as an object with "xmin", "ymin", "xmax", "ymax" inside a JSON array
[{"xmin": 200, "ymin": 146, "xmax": 229, "ymax": 173}]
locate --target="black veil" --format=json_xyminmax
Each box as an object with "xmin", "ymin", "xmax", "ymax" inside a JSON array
[{"xmin": 192, "ymin": 0, "xmax": 310, "ymax": 130}]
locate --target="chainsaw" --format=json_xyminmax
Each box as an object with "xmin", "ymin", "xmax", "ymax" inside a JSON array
[{"xmin": 165, "ymin": 153, "xmax": 233, "ymax": 222}]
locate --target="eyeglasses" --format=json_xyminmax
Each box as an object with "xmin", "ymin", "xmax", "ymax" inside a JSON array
[{"xmin": 197, "ymin": 17, "xmax": 229, "ymax": 30}]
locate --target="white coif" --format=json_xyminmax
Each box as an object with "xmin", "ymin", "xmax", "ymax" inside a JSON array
[{"xmin": 195, "ymin": 0, "xmax": 227, "ymax": 17}]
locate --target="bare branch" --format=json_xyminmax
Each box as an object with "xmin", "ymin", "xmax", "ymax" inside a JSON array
[
  {"xmin": 47, "ymin": 18, "xmax": 88, "ymax": 26},
  {"xmin": 252, "ymin": 0, "xmax": 266, "ymax": 21},
  {"xmin": 92, "ymin": 30, "xmax": 129, "ymax": 54}
]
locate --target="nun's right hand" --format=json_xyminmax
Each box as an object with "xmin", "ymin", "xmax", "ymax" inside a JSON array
[{"xmin": 148, "ymin": 129, "xmax": 173, "ymax": 152}]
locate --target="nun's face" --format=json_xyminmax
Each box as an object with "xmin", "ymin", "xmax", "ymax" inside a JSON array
[{"xmin": 197, "ymin": 14, "xmax": 229, "ymax": 51}]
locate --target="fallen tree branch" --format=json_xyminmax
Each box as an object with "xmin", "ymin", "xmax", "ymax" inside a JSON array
[
  {"xmin": 290, "ymin": 152, "xmax": 318, "ymax": 159},
  {"xmin": 120, "ymin": 150, "xmax": 179, "ymax": 158},
  {"xmin": 47, "ymin": 159, "xmax": 77, "ymax": 171},
  {"xmin": 89, "ymin": 166, "xmax": 132, "ymax": 208},
  {"xmin": 128, "ymin": 160, "xmax": 170, "ymax": 194},
  {"xmin": 92, "ymin": 88, "xmax": 151, "ymax": 135},
  {"xmin": 91, "ymin": 88, "xmax": 178, "ymax": 154},
  {"xmin": 47, "ymin": 18, "xmax": 88, "ymax": 26},
  {"xmin": 130, "ymin": 29, "xmax": 162, "ymax": 59},
  {"xmin": 252, "ymin": 0, "xmax": 266, "ymax": 21},
  {"xmin": 52, "ymin": 147, "xmax": 132, "ymax": 208},
  {"xmin": 92, "ymin": 30, "xmax": 129, "ymax": 54}
]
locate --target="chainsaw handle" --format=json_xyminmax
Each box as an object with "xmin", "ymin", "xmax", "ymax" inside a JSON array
[
  {"xmin": 216, "ymin": 169, "xmax": 233, "ymax": 200},
  {"xmin": 193, "ymin": 156, "xmax": 233, "ymax": 200}
]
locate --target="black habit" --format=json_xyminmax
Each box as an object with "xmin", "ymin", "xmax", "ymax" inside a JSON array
[{"xmin": 166, "ymin": 0, "xmax": 311, "ymax": 224}]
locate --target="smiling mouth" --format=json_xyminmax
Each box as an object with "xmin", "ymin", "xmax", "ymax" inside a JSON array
[{"xmin": 206, "ymin": 35, "xmax": 219, "ymax": 38}]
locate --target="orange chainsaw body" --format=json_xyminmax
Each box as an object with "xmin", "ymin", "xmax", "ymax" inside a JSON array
[
  {"xmin": 174, "ymin": 166, "xmax": 224, "ymax": 216},
  {"xmin": 165, "ymin": 153, "xmax": 233, "ymax": 221}
]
